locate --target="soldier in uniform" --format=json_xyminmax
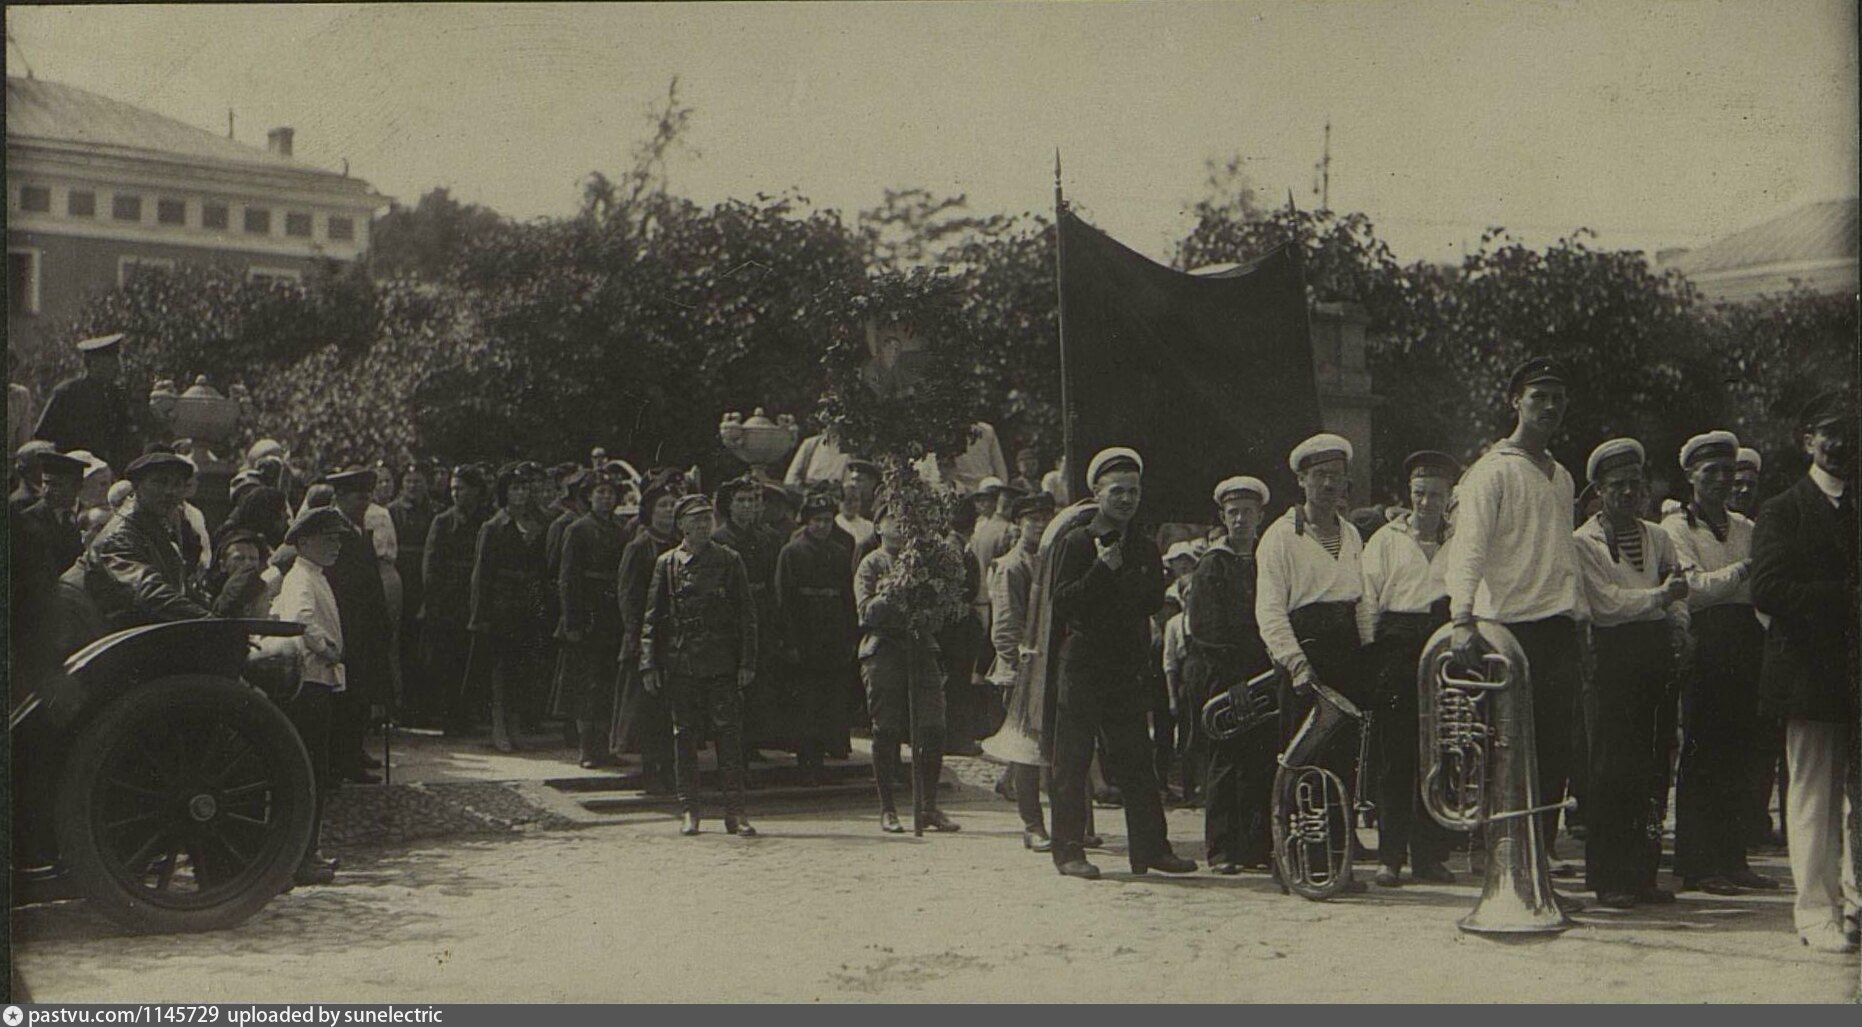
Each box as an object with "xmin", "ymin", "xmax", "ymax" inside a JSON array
[
  {"xmin": 425, "ymin": 465, "xmax": 492, "ymax": 733},
  {"xmin": 327, "ymin": 467, "xmax": 396, "ymax": 783},
  {"xmin": 556, "ymin": 474, "xmax": 627, "ymax": 768},
  {"xmin": 10, "ymin": 451, "xmax": 88, "ymax": 691},
  {"xmin": 1187, "ymin": 475, "xmax": 1275, "ymax": 874},
  {"xmin": 775, "ymin": 491, "xmax": 860, "ymax": 784},
  {"xmin": 33, "ymin": 333, "xmax": 140, "ymax": 472},
  {"xmin": 712, "ymin": 476, "xmax": 783, "ymax": 763},
  {"xmin": 611, "ymin": 481, "xmax": 682, "ymax": 791},
  {"xmin": 390, "ymin": 461, "xmax": 439, "ymax": 725},
  {"xmin": 467, "ymin": 461, "xmax": 552, "ymax": 752},
  {"xmin": 641, "ymin": 494, "xmax": 759, "ymax": 837}
]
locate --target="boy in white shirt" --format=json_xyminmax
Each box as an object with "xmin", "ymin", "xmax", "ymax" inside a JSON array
[{"xmin": 272, "ymin": 506, "xmax": 355, "ymax": 887}]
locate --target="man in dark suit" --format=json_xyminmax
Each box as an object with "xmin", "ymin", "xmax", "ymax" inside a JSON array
[
  {"xmin": 33, "ymin": 333, "xmax": 140, "ymax": 472},
  {"xmin": 1751, "ymin": 390, "xmax": 1859, "ymax": 954},
  {"xmin": 1045, "ymin": 446, "xmax": 1196, "ymax": 880}
]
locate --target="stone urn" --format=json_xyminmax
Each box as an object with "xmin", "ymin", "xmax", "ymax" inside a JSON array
[{"xmin": 719, "ymin": 408, "xmax": 799, "ymax": 482}]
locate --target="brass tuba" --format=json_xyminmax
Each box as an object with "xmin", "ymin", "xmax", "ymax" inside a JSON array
[
  {"xmin": 1418, "ymin": 621, "xmax": 1570, "ymax": 935},
  {"xmin": 1200, "ymin": 667, "xmax": 1284, "ymax": 742},
  {"xmin": 1271, "ymin": 680, "xmax": 1363, "ymax": 900}
]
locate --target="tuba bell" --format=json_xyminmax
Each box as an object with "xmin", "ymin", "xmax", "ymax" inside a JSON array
[
  {"xmin": 1200, "ymin": 667, "xmax": 1284, "ymax": 742},
  {"xmin": 1271, "ymin": 680, "xmax": 1364, "ymax": 900},
  {"xmin": 1418, "ymin": 621, "xmax": 1570, "ymax": 935}
]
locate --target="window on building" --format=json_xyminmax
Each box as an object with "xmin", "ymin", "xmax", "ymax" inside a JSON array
[
  {"xmin": 202, "ymin": 203, "xmax": 229, "ymax": 230},
  {"xmin": 244, "ymin": 208, "xmax": 271, "ymax": 235},
  {"xmin": 8, "ymin": 249, "xmax": 41, "ymax": 315},
  {"xmin": 157, "ymin": 198, "xmax": 187, "ymax": 226},
  {"xmin": 285, "ymin": 212, "xmax": 313, "ymax": 238},
  {"xmin": 118, "ymin": 256, "xmax": 176, "ymax": 287},
  {"xmin": 327, "ymin": 216, "xmax": 355, "ymax": 242},
  {"xmin": 247, "ymin": 266, "xmax": 303, "ymax": 286},
  {"xmin": 19, "ymin": 185, "xmax": 51, "ymax": 213},
  {"xmin": 112, "ymin": 194, "xmax": 143, "ymax": 222},
  {"xmin": 68, "ymin": 190, "xmax": 96, "ymax": 217}
]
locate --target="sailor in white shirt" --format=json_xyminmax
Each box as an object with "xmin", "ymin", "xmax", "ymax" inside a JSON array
[
  {"xmin": 1442, "ymin": 358, "xmax": 1587, "ymax": 897},
  {"xmin": 1662, "ymin": 431, "xmax": 1780, "ymax": 894},
  {"xmin": 1573, "ymin": 438, "xmax": 1692, "ymax": 909},
  {"xmin": 1254, "ymin": 433, "xmax": 1367, "ymax": 858},
  {"xmin": 1357, "ymin": 450, "xmax": 1460, "ymax": 886}
]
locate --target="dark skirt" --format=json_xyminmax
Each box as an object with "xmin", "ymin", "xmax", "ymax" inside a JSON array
[{"xmin": 610, "ymin": 657, "xmax": 673, "ymax": 765}]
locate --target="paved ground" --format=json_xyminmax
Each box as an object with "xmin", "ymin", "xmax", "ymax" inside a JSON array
[{"xmin": 12, "ymin": 737, "xmax": 1858, "ymax": 1003}]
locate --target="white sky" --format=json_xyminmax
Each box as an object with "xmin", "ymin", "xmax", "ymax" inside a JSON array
[{"xmin": 8, "ymin": 1, "xmax": 1857, "ymax": 262}]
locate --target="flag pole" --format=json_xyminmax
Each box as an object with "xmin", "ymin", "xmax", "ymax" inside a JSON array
[{"xmin": 1054, "ymin": 149, "xmax": 1075, "ymax": 501}]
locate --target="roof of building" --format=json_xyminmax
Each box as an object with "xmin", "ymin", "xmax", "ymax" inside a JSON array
[
  {"xmin": 5, "ymin": 76, "xmax": 335, "ymax": 178},
  {"xmin": 1667, "ymin": 198, "xmax": 1858, "ymax": 277}
]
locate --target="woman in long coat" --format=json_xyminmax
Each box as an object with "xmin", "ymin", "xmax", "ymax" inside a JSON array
[
  {"xmin": 610, "ymin": 483, "xmax": 680, "ymax": 792},
  {"xmin": 552, "ymin": 476, "xmax": 627, "ymax": 767},
  {"xmin": 773, "ymin": 492, "xmax": 859, "ymax": 782}
]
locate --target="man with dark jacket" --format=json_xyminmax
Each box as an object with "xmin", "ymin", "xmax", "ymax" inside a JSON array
[
  {"xmin": 1751, "ymin": 390, "xmax": 1860, "ymax": 953},
  {"xmin": 424, "ymin": 465, "xmax": 492, "ymax": 733},
  {"xmin": 71, "ymin": 451, "xmax": 210, "ymax": 631},
  {"xmin": 327, "ymin": 467, "xmax": 395, "ymax": 784},
  {"xmin": 1046, "ymin": 447, "xmax": 1196, "ymax": 880},
  {"xmin": 390, "ymin": 462, "xmax": 439, "ymax": 724},
  {"xmin": 468, "ymin": 462, "xmax": 552, "ymax": 751},
  {"xmin": 33, "ymin": 333, "xmax": 139, "ymax": 472},
  {"xmin": 11, "ymin": 451, "xmax": 89, "ymax": 691}
]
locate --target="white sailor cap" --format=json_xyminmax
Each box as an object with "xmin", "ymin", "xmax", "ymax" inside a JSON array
[
  {"xmin": 1735, "ymin": 447, "xmax": 1762, "ymax": 474},
  {"xmin": 1212, "ymin": 475, "xmax": 1270, "ymax": 507},
  {"xmin": 1288, "ymin": 433, "xmax": 1353, "ymax": 474},
  {"xmin": 1678, "ymin": 430, "xmax": 1739, "ymax": 470},
  {"xmin": 1585, "ymin": 437, "xmax": 1646, "ymax": 483},
  {"xmin": 1163, "ymin": 540, "xmax": 1200, "ymax": 564},
  {"xmin": 1086, "ymin": 446, "xmax": 1143, "ymax": 484}
]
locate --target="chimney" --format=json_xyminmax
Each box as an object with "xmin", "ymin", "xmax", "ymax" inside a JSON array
[{"xmin": 266, "ymin": 127, "xmax": 294, "ymax": 158}]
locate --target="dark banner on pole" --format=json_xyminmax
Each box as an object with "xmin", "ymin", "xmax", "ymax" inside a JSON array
[{"xmin": 1059, "ymin": 208, "xmax": 1322, "ymax": 524}]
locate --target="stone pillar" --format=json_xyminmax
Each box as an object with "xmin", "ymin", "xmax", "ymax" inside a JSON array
[{"xmin": 1309, "ymin": 302, "xmax": 1380, "ymax": 505}]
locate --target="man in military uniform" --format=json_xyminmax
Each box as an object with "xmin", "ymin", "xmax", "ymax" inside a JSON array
[
  {"xmin": 327, "ymin": 467, "xmax": 396, "ymax": 783},
  {"xmin": 774, "ymin": 491, "xmax": 860, "ymax": 784},
  {"xmin": 11, "ymin": 451, "xmax": 88, "ymax": 690},
  {"xmin": 641, "ymin": 494, "xmax": 759, "ymax": 837},
  {"xmin": 71, "ymin": 450, "xmax": 210, "ymax": 631},
  {"xmin": 425, "ymin": 465, "xmax": 492, "ymax": 733},
  {"xmin": 34, "ymin": 333, "xmax": 140, "ymax": 472},
  {"xmin": 391, "ymin": 461, "xmax": 439, "ymax": 726}
]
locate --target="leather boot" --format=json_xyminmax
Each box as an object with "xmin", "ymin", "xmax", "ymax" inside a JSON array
[
  {"xmin": 871, "ymin": 731, "xmax": 901, "ymax": 814},
  {"xmin": 921, "ymin": 731, "xmax": 958, "ymax": 831},
  {"xmin": 490, "ymin": 699, "xmax": 515, "ymax": 753}
]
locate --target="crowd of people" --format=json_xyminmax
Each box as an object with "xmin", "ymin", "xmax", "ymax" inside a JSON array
[{"xmin": 8, "ymin": 333, "xmax": 1857, "ymax": 953}]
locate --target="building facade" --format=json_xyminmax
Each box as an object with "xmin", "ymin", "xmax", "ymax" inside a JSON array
[
  {"xmin": 6, "ymin": 76, "xmax": 387, "ymax": 356},
  {"xmin": 1660, "ymin": 198, "xmax": 1858, "ymax": 305}
]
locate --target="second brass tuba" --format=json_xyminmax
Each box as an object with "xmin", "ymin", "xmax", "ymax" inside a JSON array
[
  {"xmin": 1418, "ymin": 621, "xmax": 1570, "ymax": 935},
  {"xmin": 1271, "ymin": 680, "xmax": 1363, "ymax": 900}
]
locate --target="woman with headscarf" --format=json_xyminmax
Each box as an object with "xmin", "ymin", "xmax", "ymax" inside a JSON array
[{"xmin": 610, "ymin": 480, "xmax": 680, "ymax": 792}]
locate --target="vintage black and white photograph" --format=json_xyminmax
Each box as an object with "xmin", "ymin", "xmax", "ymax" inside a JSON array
[{"xmin": 4, "ymin": 0, "xmax": 1858, "ymax": 1005}]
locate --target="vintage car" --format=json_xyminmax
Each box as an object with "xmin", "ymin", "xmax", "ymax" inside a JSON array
[{"xmin": 11, "ymin": 611, "xmax": 316, "ymax": 934}]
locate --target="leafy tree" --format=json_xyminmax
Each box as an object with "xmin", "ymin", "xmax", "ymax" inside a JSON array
[{"xmin": 369, "ymin": 188, "xmax": 508, "ymax": 281}]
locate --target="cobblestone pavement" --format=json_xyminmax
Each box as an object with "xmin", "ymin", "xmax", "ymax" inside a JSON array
[{"xmin": 13, "ymin": 780, "xmax": 1857, "ymax": 1003}]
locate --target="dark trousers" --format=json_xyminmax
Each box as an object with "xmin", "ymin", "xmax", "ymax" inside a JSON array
[
  {"xmin": 1204, "ymin": 727, "xmax": 1277, "ymax": 866},
  {"xmin": 1050, "ymin": 697, "xmax": 1172, "ymax": 867},
  {"xmin": 424, "ymin": 623, "xmax": 474, "ymax": 730},
  {"xmin": 1371, "ymin": 612, "xmax": 1454, "ymax": 870},
  {"xmin": 1506, "ymin": 616, "xmax": 1582, "ymax": 843},
  {"xmin": 284, "ymin": 684, "xmax": 334, "ymax": 857},
  {"xmin": 330, "ymin": 687, "xmax": 369, "ymax": 774},
  {"xmin": 1584, "ymin": 620, "xmax": 1671, "ymax": 897},
  {"xmin": 1280, "ymin": 603, "xmax": 1366, "ymax": 775},
  {"xmin": 1013, "ymin": 762, "xmax": 1046, "ymax": 832},
  {"xmin": 1750, "ymin": 717, "xmax": 1788, "ymax": 843},
  {"xmin": 1675, "ymin": 606, "xmax": 1762, "ymax": 880},
  {"xmin": 668, "ymin": 673, "xmax": 746, "ymax": 817}
]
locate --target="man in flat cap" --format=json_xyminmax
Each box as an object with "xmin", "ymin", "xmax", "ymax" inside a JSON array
[
  {"xmin": 641, "ymin": 494, "xmax": 759, "ymax": 836},
  {"xmin": 1661, "ymin": 431, "xmax": 1779, "ymax": 896},
  {"xmin": 424, "ymin": 465, "xmax": 492, "ymax": 733},
  {"xmin": 1573, "ymin": 438, "xmax": 1691, "ymax": 910},
  {"xmin": 10, "ymin": 451, "xmax": 88, "ymax": 691},
  {"xmin": 271, "ymin": 505, "xmax": 357, "ymax": 886},
  {"xmin": 1186, "ymin": 475, "xmax": 1275, "ymax": 872},
  {"xmin": 34, "ymin": 333, "xmax": 140, "ymax": 472},
  {"xmin": 1442, "ymin": 357, "xmax": 1586, "ymax": 912},
  {"xmin": 986, "ymin": 490, "xmax": 1058, "ymax": 849},
  {"xmin": 1356, "ymin": 450, "xmax": 1460, "ymax": 886},
  {"xmin": 775, "ymin": 490, "xmax": 861, "ymax": 784},
  {"xmin": 1751, "ymin": 390, "xmax": 1860, "ymax": 952},
  {"xmin": 1046, "ymin": 446, "xmax": 1194, "ymax": 879},
  {"xmin": 71, "ymin": 450, "xmax": 210, "ymax": 631},
  {"xmin": 12, "ymin": 440, "xmax": 60, "ymax": 515}
]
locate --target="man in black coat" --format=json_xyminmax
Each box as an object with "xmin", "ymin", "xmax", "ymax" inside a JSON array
[
  {"xmin": 424, "ymin": 465, "xmax": 492, "ymax": 733},
  {"xmin": 327, "ymin": 467, "xmax": 395, "ymax": 783},
  {"xmin": 1751, "ymin": 390, "xmax": 1860, "ymax": 953},
  {"xmin": 775, "ymin": 492, "xmax": 860, "ymax": 783},
  {"xmin": 10, "ymin": 451, "xmax": 87, "ymax": 694},
  {"xmin": 33, "ymin": 333, "xmax": 140, "ymax": 472},
  {"xmin": 1045, "ymin": 447, "xmax": 1195, "ymax": 880}
]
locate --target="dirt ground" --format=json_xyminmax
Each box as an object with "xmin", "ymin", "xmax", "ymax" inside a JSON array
[{"xmin": 12, "ymin": 794, "xmax": 1858, "ymax": 1004}]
